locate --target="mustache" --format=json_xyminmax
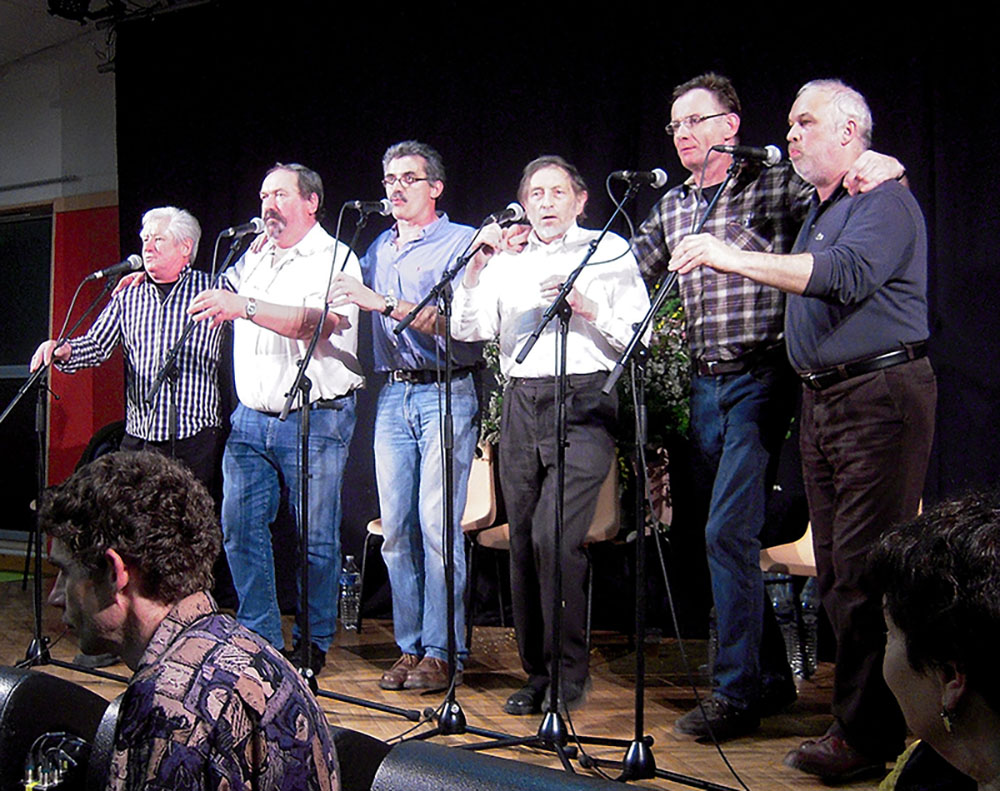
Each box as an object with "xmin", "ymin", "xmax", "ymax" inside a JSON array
[{"xmin": 264, "ymin": 209, "xmax": 285, "ymax": 224}]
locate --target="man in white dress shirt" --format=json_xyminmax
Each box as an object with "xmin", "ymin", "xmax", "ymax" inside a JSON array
[
  {"xmin": 452, "ymin": 155, "xmax": 649, "ymax": 714},
  {"xmin": 189, "ymin": 162, "xmax": 363, "ymax": 675}
]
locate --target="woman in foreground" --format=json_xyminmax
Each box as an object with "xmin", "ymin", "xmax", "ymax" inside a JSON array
[{"xmin": 870, "ymin": 491, "xmax": 1000, "ymax": 791}]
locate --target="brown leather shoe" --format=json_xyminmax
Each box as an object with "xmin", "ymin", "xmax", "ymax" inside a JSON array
[
  {"xmin": 379, "ymin": 653, "xmax": 420, "ymax": 690},
  {"xmin": 403, "ymin": 656, "xmax": 462, "ymax": 691},
  {"xmin": 784, "ymin": 732, "xmax": 885, "ymax": 782}
]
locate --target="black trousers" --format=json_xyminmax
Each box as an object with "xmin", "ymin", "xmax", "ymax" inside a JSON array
[
  {"xmin": 121, "ymin": 426, "xmax": 234, "ymax": 607},
  {"xmin": 120, "ymin": 425, "xmax": 225, "ymax": 499},
  {"xmin": 499, "ymin": 373, "xmax": 617, "ymax": 689},
  {"xmin": 801, "ymin": 357, "xmax": 936, "ymax": 758}
]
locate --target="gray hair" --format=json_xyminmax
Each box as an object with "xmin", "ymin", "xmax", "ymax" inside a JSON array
[
  {"xmin": 798, "ymin": 79, "xmax": 873, "ymax": 149},
  {"xmin": 382, "ymin": 140, "xmax": 446, "ymax": 185},
  {"xmin": 266, "ymin": 162, "xmax": 324, "ymax": 214},
  {"xmin": 141, "ymin": 206, "xmax": 201, "ymax": 263}
]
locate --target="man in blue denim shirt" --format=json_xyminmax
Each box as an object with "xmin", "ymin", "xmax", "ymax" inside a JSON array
[{"xmin": 329, "ymin": 141, "xmax": 481, "ymax": 691}]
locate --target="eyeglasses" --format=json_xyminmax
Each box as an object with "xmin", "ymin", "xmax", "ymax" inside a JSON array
[
  {"xmin": 381, "ymin": 173, "xmax": 430, "ymax": 188},
  {"xmin": 665, "ymin": 113, "xmax": 727, "ymax": 136}
]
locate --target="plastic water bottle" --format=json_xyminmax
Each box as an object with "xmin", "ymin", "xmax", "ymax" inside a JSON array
[
  {"xmin": 799, "ymin": 577, "xmax": 819, "ymax": 678},
  {"xmin": 339, "ymin": 555, "xmax": 361, "ymax": 631},
  {"xmin": 765, "ymin": 571, "xmax": 801, "ymax": 675}
]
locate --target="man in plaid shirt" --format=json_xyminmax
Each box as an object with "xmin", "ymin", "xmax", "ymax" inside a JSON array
[{"xmin": 632, "ymin": 73, "xmax": 903, "ymax": 740}]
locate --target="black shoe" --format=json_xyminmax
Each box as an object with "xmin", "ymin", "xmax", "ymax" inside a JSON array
[
  {"xmin": 503, "ymin": 684, "xmax": 547, "ymax": 715},
  {"xmin": 674, "ymin": 695, "xmax": 760, "ymax": 741},
  {"xmin": 760, "ymin": 676, "xmax": 798, "ymax": 716},
  {"xmin": 282, "ymin": 642, "xmax": 326, "ymax": 675},
  {"xmin": 541, "ymin": 677, "xmax": 590, "ymax": 713}
]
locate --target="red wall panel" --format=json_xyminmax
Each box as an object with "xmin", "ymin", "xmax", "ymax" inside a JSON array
[{"xmin": 47, "ymin": 204, "xmax": 124, "ymax": 484}]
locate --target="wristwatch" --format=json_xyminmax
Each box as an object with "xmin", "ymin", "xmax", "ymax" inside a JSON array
[
  {"xmin": 245, "ymin": 297, "xmax": 257, "ymax": 321},
  {"xmin": 382, "ymin": 294, "xmax": 398, "ymax": 317}
]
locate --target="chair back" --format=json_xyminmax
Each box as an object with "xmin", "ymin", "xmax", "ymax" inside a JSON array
[
  {"xmin": 584, "ymin": 461, "xmax": 620, "ymax": 546},
  {"xmin": 461, "ymin": 444, "xmax": 497, "ymax": 533}
]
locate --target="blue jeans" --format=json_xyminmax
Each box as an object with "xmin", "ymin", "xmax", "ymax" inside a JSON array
[
  {"xmin": 222, "ymin": 398, "xmax": 356, "ymax": 652},
  {"xmin": 691, "ymin": 356, "xmax": 795, "ymax": 706},
  {"xmin": 375, "ymin": 374, "xmax": 478, "ymax": 663}
]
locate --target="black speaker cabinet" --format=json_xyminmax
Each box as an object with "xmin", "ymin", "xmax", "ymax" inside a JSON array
[
  {"xmin": 0, "ymin": 667, "xmax": 112, "ymax": 791},
  {"xmin": 372, "ymin": 740, "xmax": 624, "ymax": 791}
]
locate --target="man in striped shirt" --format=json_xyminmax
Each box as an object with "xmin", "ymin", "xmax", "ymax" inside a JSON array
[{"xmin": 30, "ymin": 206, "xmax": 226, "ymax": 490}]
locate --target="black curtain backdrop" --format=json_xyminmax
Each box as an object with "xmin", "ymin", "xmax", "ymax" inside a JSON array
[{"xmin": 110, "ymin": 4, "xmax": 999, "ymax": 630}]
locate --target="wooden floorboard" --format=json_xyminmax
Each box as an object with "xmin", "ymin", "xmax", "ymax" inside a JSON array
[{"xmin": 1, "ymin": 576, "xmax": 890, "ymax": 790}]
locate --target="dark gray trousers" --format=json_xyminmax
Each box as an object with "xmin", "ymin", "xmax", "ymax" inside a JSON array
[{"xmin": 499, "ymin": 372, "xmax": 617, "ymax": 689}]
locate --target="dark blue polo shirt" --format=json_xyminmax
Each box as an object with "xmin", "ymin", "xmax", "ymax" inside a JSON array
[{"xmin": 785, "ymin": 180, "xmax": 929, "ymax": 372}]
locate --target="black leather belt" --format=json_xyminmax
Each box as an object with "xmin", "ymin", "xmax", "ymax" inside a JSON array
[
  {"xmin": 259, "ymin": 392, "xmax": 353, "ymax": 418},
  {"xmin": 694, "ymin": 342, "xmax": 784, "ymax": 377},
  {"xmin": 312, "ymin": 395, "xmax": 353, "ymax": 409},
  {"xmin": 696, "ymin": 358, "xmax": 751, "ymax": 376},
  {"xmin": 799, "ymin": 342, "xmax": 927, "ymax": 391},
  {"xmin": 387, "ymin": 367, "xmax": 476, "ymax": 384}
]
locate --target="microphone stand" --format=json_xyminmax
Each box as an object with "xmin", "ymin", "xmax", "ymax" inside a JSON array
[
  {"xmin": 315, "ymin": 220, "xmax": 521, "ymax": 739},
  {"xmin": 466, "ymin": 173, "xmax": 742, "ymax": 790},
  {"xmin": 578, "ymin": 159, "xmax": 742, "ymax": 789},
  {"xmin": 144, "ymin": 232, "xmax": 253, "ymax": 421},
  {"xmin": 603, "ymin": 158, "xmax": 736, "ymax": 397},
  {"xmin": 281, "ymin": 207, "xmax": 422, "ymax": 729},
  {"xmin": 1, "ymin": 275, "xmax": 130, "ymax": 686},
  {"xmin": 388, "ymin": 226, "xmax": 514, "ymax": 743},
  {"xmin": 278, "ymin": 212, "xmax": 365, "ymax": 694},
  {"xmin": 464, "ymin": 186, "xmax": 644, "ymax": 771},
  {"xmin": 371, "ymin": 224, "xmax": 590, "ymax": 755}
]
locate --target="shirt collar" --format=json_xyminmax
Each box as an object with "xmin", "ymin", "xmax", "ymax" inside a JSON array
[
  {"xmin": 811, "ymin": 183, "xmax": 849, "ymax": 220},
  {"xmin": 142, "ymin": 264, "xmax": 192, "ymax": 289},
  {"xmin": 134, "ymin": 591, "xmax": 216, "ymax": 673},
  {"xmin": 526, "ymin": 221, "xmax": 588, "ymax": 252},
  {"xmin": 680, "ymin": 159, "xmax": 761, "ymax": 199},
  {"xmin": 139, "ymin": 266, "xmax": 194, "ymax": 303},
  {"xmin": 390, "ymin": 212, "xmax": 449, "ymax": 245},
  {"xmin": 263, "ymin": 221, "xmax": 328, "ymax": 260}
]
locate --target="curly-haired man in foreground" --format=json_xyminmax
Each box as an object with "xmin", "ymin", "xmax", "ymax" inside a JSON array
[{"xmin": 42, "ymin": 450, "xmax": 339, "ymax": 791}]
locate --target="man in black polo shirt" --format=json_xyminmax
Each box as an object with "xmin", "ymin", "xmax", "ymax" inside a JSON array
[{"xmin": 670, "ymin": 79, "xmax": 936, "ymax": 783}]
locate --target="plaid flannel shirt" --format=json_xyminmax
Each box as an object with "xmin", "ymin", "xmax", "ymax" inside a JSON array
[{"xmin": 632, "ymin": 160, "xmax": 813, "ymax": 361}]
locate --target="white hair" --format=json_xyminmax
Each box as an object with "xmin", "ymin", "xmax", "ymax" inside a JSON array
[
  {"xmin": 798, "ymin": 79, "xmax": 873, "ymax": 149},
  {"xmin": 141, "ymin": 206, "xmax": 201, "ymax": 263}
]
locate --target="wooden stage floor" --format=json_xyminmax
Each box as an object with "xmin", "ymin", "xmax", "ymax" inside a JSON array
[{"xmin": 1, "ymin": 575, "xmax": 893, "ymax": 790}]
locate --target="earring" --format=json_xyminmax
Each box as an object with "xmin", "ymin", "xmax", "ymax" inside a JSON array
[{"xmin": 940, "ymin": 708, "xmax": 954, "ymax": 733}]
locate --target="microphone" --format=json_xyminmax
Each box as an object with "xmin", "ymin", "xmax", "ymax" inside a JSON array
[
  {"xmin": 711, "ymin": 144, "xmax": 783, "ymax": 167},
  {"xmin": 485, "ymin": 202, "xmax": 526, "ymax": 226},
  {"xmin": 84, "ymin": 254, "xmax": 143, "ymax": 281},
  {"xmin": 221, "ymin": 217, "xmax": 266, "ymax": 238},
  {"xmin": 610, "ymin": 169, "xmax": 669, "ymax": 188},
  {"xmin": 345, "ymin": 198, "xmax": 393, "ymax": 216}
]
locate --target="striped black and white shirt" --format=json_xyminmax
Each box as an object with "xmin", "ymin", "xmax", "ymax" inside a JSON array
[{"xmin": 58, "ymin": 267, "xmax": 224, "ymax": 441}]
